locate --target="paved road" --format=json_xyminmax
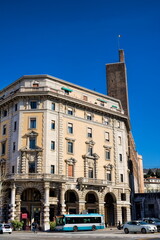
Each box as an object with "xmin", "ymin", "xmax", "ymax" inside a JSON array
[{"xmin": 0, "ymin": 229, "xmax": 160, "ymax": 240}]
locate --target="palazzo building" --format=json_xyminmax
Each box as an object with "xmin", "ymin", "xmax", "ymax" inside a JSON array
[{"xmin": 0, "ymin": 50, "xmax": 142, "ymax": 230}]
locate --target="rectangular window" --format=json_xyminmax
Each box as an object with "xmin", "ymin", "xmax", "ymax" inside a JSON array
[
  {"xmin": 51, "ymin": 165, "xmax": 55, "ymax": 174},
  {"xmin": 13, "ymin": 142, "xmax": 16, "ymax": 152},
  {"xmin": 15, "ymin": 103, "xmax": 18, "ymax": 111},
  {"xmin": 87, "ymin": 128, "xmax": 92, "ymax": 138},
  {"xmin": 68, "ymin": 123, "xmax": 73, "ymax": 134},
  {"xmin": 12, "ymin": 166, "xmax": 15, "ymax": 174},
  {"xmin": 68, "ymin": 142, "xmax": 73, "ymax": 153},
  {"xmin": 3, "ymin": 110, "xmax": 7, "ymax": 117},
  {"xmin": 67, "ymin": 108, "xmax": 73, "ymax": 115},
  {"xmin": 118, "ymin": 136, "xmax": 122, "ymax": 145},
  {"xmin": 104, "ymin": 118, "xmax": 109, "ymax": 125},
  {"xmin": 51, "ymin": 141, "xmax": 55, "ymax": 150},
  {"xmin": 51, "ymin": 102, "xmax": 55, "ymax": 110},
  {"xmin": 30, "ymin": 118, "xmax": 36, "ymax": 129},
  {"xmin": 29, "ymin": 137, "xmax": 36, "ymax": 149},
  {"xmin": 121, "ymin": 193, "xmax": 126, "ymax": 201},
  {"xmin": 30, "ymin": 101, "xmax": 37, "ymax": 109},
  {"xmin": 88, "ymin": 167, "xmax": 93, "ymax": 178},
  {"xmin": 29, "ymin": 161, "xmax": 35, "ymax": 173},
  {"xmin": 88, "ymin": 146, "xmax": 93, "ymax": 156},
  {"xmin": 83, "ymin": 95, "xmax": 88, "ymax": 101},
  {"xmin": 1, "ymin": 142, "xmax": 6, "ymax": 155},
  {"xmin": 105, "ymin": 132, "xmax": 109, "ymax": 141},
  {"xmin": 120, "ymin": 174, "xmax": 123, "ymax": 182},
  {"xmin": 119, "ymin": 154, "xmax": 122, "ymax": 162},
  {"xmin": 14, "ymin": 121, "xmax": 17, "ymax": 131},
  {"xmin": 117, "ymin": 121, "xmax": 121, "ymax": 128},
  {"xmin": 87, "ymin": 114, "xmax": 92, "ymax": 120},
  {"xmin": 68, "ymin": 165, "xmax": 73, "ymax": 177},
  {"xmin": 33, "ymin": 83, "xmax": 39, "ymax": 87},
  {"xmin": 2, "ymin": 125, "xmax": 6, "ymax": 135},
  {"xmin": 105, "ymin": 150, "xmax": 110, "ymax": 160},
  {"xmin": 107, "ymin": 172, "xmax": 112, "ymax": 181},
  {"xmin": 51, "ymin": 120, "xmax": 55, "ymax": 130}
]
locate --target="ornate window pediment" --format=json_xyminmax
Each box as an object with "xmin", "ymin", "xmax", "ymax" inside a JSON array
[
  {"xmin": 65, "ymin": 157, "xmax": 77, "ymax": 165},
  {"xmin": 104, "ymin": 163, "xmax": 113, "ymax": 170},
  {"xmin": 25, "ymin": 131, "xmax": 38, "ymax": 137}
]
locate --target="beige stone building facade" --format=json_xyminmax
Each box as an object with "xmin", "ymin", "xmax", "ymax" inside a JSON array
[{"xmin": 0, "ymin": 74, "xmax": 132, "ymax": 230}]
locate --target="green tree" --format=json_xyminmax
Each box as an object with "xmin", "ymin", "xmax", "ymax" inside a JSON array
[
  {"xmin": 156, "ymin": 169, "xmax": 160, "ymax": 178},
  {"xmin": 147, "ymin": 169, "xmax": 155, "ymax": 177}
]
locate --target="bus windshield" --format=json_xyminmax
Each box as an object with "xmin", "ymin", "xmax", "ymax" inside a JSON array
[{"xmin": 56, "ymin": 216, "xmax": 65, "ymax": 226}]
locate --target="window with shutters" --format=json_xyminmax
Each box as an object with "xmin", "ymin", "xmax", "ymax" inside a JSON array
[
  {"xmin": 87, "ymin": 128, "xmax": 92, "ymax": 138},
  {"xmin": 68, "ymin": 123, "xmax": 73, "ymax": 134},
  {"xmin": 105, "ymin": 149, "xmax": 110, "ymax": 160},
  {"xmin": 68, "ymin": 165, "xmax": 73, "ymax": 177},
  {"xmin": 51, "ymin": 102, "xmax": 55, "ymax": 110},
  {"xmin": 107, "ymin": 172, "xmax": 112, "ymax": 181},
  {"xmin": 30, "ymin": 118, "xmax": 36, "ymax": 129},
  {"xmin": 68, "ymin": 142, "xmax": 73, "ymax": 154},
  {"xmin": 105, "ymin": 132, "xmax": 109, "ymax": 141},
  {"xmin": 51, "ymin": 120, "xmax": 55, "ymax": 130},
  {"xmin": 67, "ymin": 108, "xmax": 73, "ymax": 115},
  {"xmin": 51, "ymin": 165, "xmax": 55, "ymax": 174},
  {"xmin": 30, "ymin": 101, "xmax": 37, "ymax": 109},
  {"xmin": 88, "ymin": 167, "xmax": 94, "ymax": 178}
]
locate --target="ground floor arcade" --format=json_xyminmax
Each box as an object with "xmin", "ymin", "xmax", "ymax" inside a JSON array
[{"xmin": 0, "ymin": 180, "xmax": 131, "ymax": 231}]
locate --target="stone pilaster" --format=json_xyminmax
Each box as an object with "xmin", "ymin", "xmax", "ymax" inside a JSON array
[
  {"xmin": 37, "ymin": 152, "xmax": 42, "ymax": 173},
  {"xmin": 43, "ymin": 182, "xmax": 50, "ymax": 231},
  {"xmin": 99, "ymin": 202, "xmax": 105, "ymax": 215},
  {"xmin": 78, "ymin": 200, "xmax": 86, "ymax": 214},
  {"xmin": 15, "ymin": 194, "xmax": 21, "ymax": 221},
  {"xmin": 21, "ymin": 152, "xmax": 26, "ymax": 173},
  {"xmin": 60, "ymin": 184, "xmax": 66, "ymax": 214}
]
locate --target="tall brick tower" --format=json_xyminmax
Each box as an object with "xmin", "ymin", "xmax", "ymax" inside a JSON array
[{"xmin": 106, "ymin": 50, "xmax": 130, "ymax": 117}]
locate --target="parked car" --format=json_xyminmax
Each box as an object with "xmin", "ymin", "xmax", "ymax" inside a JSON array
[
  {"xmin": 0, "ymin": 223, "xmax": 12, "ymax": 234},
  {"xmin": 142, "ymin": 218, "xmax": 160, "ymax": 232},
  {"xmin": 123, "ymin": 221, "xmax": 157, "ymax": 234}
]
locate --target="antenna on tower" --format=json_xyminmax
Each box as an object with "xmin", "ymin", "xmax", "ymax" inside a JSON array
[{"xmin": 118, "ymin": 35, "xmax": 122, "ymax": 50}]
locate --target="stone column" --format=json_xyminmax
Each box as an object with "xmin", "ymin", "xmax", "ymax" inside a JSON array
[
  {"xmin": 43, "ymin": 182, "xmax": 50, "ymax": 231},
  {"xmin": 9, "ymin": 183, "xmax": 16, "ymax": 221},
  {"xmin": 60, "ymin": 184, "xmax": 66, "ymax": 214}
]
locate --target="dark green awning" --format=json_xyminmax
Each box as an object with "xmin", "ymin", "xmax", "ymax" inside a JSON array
[
  {"xmin": 97, "ymin": 98, "xmax": 108, "ymax": 103},
  {"xmin": 61, "ymin": 87, "xmax": 73, "ymax": 92},
  {"xmin": 112, "ymin": 105, "xmax": 117, "ymax": 108}
]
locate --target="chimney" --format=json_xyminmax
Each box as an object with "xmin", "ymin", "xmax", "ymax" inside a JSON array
[{"xmin": 119, "ymin": 49, "xmax": 125, "ymax": 62}]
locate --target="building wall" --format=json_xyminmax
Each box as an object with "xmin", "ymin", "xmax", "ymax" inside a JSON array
[{"xmin": 0, "ymin": 75, "xmax": 132, "ymax": 230}]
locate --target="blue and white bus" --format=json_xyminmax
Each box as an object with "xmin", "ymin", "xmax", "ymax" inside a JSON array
[{"xmin": 55, "ymin": 213, "xmax": 105, "ymax": 231}]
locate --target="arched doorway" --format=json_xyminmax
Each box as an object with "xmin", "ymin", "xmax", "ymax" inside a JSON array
[
  {"xmin": 21, "ymin": 188, "xmax": 42, "ymax": 230},
  {"xmin": 65, "ymin": 190, "xmax": 79, "ymax": 214},
  {"xmin": 85, "ymin": 191, "xmax": 99, "ymax": 213},
  {"xmin": 104, "ymin": 193, "xmax": 116, "ymax": 226}
]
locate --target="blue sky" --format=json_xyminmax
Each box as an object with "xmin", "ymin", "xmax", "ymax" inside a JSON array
[{"xmin": 0, "ymin": 0, "xmax": 160, "ymax": 168}]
